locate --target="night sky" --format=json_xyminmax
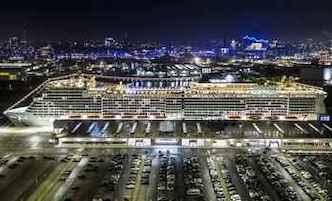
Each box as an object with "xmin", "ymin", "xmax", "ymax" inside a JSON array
[{"xmin": 1, "ymin": 0, "xmax": 332, "ymax": 42}]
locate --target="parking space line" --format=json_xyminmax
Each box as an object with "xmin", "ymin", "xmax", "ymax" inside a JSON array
[
  {"xmin": 215, "ymin": 158, "xmax": 231, "ymax": 201},
  {"xmin": 132, "ymin": 155, "xmax": 145, "ymax": 201},
  {"xmin": 270, "ymin": 156, "xmax": 311, "ymax": 201},
  {"xmin": 282, "ymin": 155, "xmax": 326, "ymax": 201},
  {"xmin": 54, "ymin": 157, "xmax": 89, "ymax": 201},
  {"xmin": 196, "ymin": 153, "xmax": 214, "ymax": 201},
  {"xmin": 28, "ymin": 157, "xmax": 76, "ymax": 201},
  {"xmin": 248, "ymin": 158, "xmax": 280, "ymax": 201},
  {"xmin": 2, "ymin": 153, "xmax": 12, "ymax": 159},
  {"xmin": 0, "ymin": 156, "xmax": 18, "ymax": 174},
  {"xmin": 147, "ymin": 156, "xmax": 159, "ymax": 201}
]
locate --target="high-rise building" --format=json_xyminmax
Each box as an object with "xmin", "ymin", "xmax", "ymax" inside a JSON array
[
  {"xmin": 105, "ymin": 37, "xmax": 116, "ymax": 47},
  {"xmin": 9, "ymin": 36, "xmax": 19, "ymax": 49}
]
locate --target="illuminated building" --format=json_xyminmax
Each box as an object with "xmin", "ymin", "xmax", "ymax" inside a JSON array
[
  {"xmin": 247, "ymin": 43, "xmax": 266, "ymax": 51},
  {"xmin": 9, "ymin": 36, "xmax": 19, "ymax": 49},
  {"xmin": 105, "ymin": 37, "xmax": 116, "ymax": 47},
  {"xmin": 5, "ymin": 74, "xmax": 327, "ymax": 127},
  {"xmin": 317, "ymin": 51, "xmax": 332, "ymax": 66},
  {"xmin": 38, "ymin": 46, "xmax": 54, "ymax": 59},
  {"xmin": 0, "ymin": 63, "xmax": 30, "ymax": 81}
]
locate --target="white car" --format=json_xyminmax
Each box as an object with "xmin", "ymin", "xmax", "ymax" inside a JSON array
[
  {"xmin": 126, "ymin": 184, "xmax": 135, "ymax": 189},
  {"xmin": 186, "ymin": 188, "xmax": 201, "ymax": 196}
]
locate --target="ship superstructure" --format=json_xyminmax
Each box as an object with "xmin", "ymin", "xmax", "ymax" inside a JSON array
[{"xmin": 5, "ymin": 74, "xmax": 327, "ymax": 127}]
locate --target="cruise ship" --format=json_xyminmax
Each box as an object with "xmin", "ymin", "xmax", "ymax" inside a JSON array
[{"xmin": 4, "ymin": 74, "xmax": 327, "ymax": 127}]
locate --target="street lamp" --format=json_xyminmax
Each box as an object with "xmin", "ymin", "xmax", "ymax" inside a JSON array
[{"xmin": 193, "ymin": 57, "xmax": 201, "ymax": 64}]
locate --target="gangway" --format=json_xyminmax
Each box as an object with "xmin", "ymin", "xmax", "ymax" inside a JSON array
[
  {"xmin": 87, "ymin": 122, "xmax": 97, "ymax": 134},
  {"xmin": 308, "ymin": 123, "xmax": 322, "ymax": 134},
  {"xmin": 252, "ymin": 123, "xmax": 263, "ymax": 135},
  {"xmin": 273, "ymin": 123, "xmax": 285, "ymax": 134},
  {"xmin": 182, "ymin": 122, "xmax": 187, "ymax": 135},
  {"xmin": 145, "ymin": 122, "xmax": 151, "ymax": 134},
  {"xmin": 101, "ymin": 122, "xmax": 110, "ymax": 136},
  {"xmin": 116, "ymin": 122, "xmax": 123, "ymax": 134},
  {"xmin": 323, "ymin": 123, "xmax": 332, "ymax": 132},
  {"xmin": 294, "ymin": 123, "xmax": 308, "ymax": 134},
  {"xmin": 130, "ymin": 122, "xmax": 137, "ymax": 134},
  {"xmin": 71, "ymin": 122, "xmax": 82, "ymax": 134},
  {"xmin": 196, "ymin": 122, "xmax": 202, "ymax": 134}
]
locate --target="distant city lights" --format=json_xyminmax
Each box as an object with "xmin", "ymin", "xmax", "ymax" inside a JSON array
[{"xmin": 243, "ymin": 35, "xmax": 269, "ymax": 43}]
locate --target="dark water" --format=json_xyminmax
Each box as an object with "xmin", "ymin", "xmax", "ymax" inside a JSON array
[{"xmin": 0, "ymin": 90, "xmax": 28, "ymax": 112}]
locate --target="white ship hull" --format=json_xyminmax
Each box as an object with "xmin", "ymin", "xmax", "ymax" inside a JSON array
[
  {"xmin": 4, "ymin": 107, "xmax": 55, "ymax": 128},
  {"xmin": 3, "ymin": 75, "xmax": 326, "ymax": 128}
]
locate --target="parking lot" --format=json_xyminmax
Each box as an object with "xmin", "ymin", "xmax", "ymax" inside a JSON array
[
  {"xmin": 1, "ymin": 117, "xmax": 332, "ymax": 200},
  {"xmin": 0, "ymin": 155, "xmax": 58, "ymax": 201},
  {"xmin": 57, "ymin": 120, "xmax": 332, "ymax": 139},
  {"xmin": 0, "ymin": 148, "xmax": 331, "ymax": 201},
  {"xmin": 0, "ymin": 150, "xmax": 217, "ymax": 201}
]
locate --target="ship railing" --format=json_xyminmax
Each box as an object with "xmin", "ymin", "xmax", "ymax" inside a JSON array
[{"xmin": 80, "ymin": 73, "xmax": 200, "ymax": 82}]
